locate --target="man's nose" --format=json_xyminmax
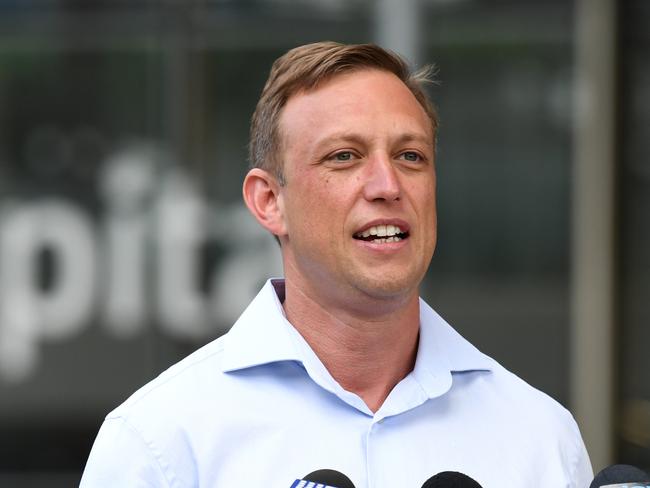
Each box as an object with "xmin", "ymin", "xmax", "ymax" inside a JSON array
[{"xmin": 362, "ymin": 154, "xmax": 401, "ymax": 202}]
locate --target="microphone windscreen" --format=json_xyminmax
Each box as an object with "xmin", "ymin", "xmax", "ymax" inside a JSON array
[
  {"xmin": 421, "ymin": 471, "xmax": 483, "ymax": 488},
  {"xmin": 590, "ymin": 464, "xmax": 650, "ymax": 488},
  {"xmin": 303, "ymin": 469, "xmax": 356, "ymax": 488}
]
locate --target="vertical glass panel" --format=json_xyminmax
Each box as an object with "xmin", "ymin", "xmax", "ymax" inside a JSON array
[{"xmin": 618, "ymin": 0, "xmax": 650, "ymax": 473}]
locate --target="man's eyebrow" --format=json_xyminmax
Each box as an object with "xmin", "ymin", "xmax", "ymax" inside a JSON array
[
  {"xmin": 393, "ymin": 133, "xmax": 435, "ymax": 148},
  {"xmin": 312, "ymin": 132, "xmax": 366, "ymax": 150},
  {"xmin": 312, "ymin": 131, "xmax": 434, "ymax": 151}
]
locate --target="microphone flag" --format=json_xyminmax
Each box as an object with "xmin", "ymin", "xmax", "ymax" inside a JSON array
[
  {"xmin": 599, "ymin": 485, "xmax": 650, "ymax": 488},
  {"xmin": 291, "ymin": 480, "xmax": 340, "ymax": 488}
]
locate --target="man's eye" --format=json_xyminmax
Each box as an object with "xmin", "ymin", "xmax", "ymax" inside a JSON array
[
  {"xmin": 334, "ymin": 152, "xmax": 353, "ymax": 161},
  {"xmin": 400, "ymin": 151, "xmax": 421, "ymax": 162}
]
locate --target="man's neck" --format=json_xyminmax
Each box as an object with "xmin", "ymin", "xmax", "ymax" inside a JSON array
[{"xmin": 282, "ymin": 279, "xmax": 421, "ymax": 413}]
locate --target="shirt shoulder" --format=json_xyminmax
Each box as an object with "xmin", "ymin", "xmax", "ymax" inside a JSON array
[
  {"xmin": 112, "ymin": 335, "xmax": 229, "ymax": 418},
  {"xmin": 487, "ymin": 359, "xmax": 576, "ymax": 427},
  {"xmin": 467, "ymin": 359, "xmax": 592, "ymax": 486},
  {"xmin": 83, "ymin": 335, "xmax": 241, "ymax": 488}
]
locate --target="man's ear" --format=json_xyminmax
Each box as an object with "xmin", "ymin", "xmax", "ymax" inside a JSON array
[{"xmin": 242, "ymin": 168, "xmax": 287, "ymax": 237}]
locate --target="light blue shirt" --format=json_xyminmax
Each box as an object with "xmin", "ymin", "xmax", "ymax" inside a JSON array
[{"xmin": 80, "ymin": 279, "xmax": 592, "ymax": 487}]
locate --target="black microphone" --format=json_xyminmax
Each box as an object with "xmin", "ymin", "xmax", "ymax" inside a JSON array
[
  {"xmin": 590, "ymin": 464, "xmax": 650, "ymax": 488},
  {"xmin": 291, "ymin": 468, "xmax": 356, "ymax": 488},
  {"xmin": 421, "ymin": 471, "xmax": 483, "ymax": 488}
]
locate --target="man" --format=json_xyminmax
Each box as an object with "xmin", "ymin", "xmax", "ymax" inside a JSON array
[{"xmin": 81, "ymin": 42, "xmax": 592, "ymax": 487}]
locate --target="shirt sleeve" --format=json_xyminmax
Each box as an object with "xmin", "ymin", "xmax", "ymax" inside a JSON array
[
  {"xmin": 570, "ymin": 428, "xmax": 594, "ymax": 488},
  {"xmin": 79, "ymin": 416, "xmax": 172, "ymax": 488}
]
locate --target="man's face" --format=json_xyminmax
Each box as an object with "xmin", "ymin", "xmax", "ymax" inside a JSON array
[{"xmin": 276, "ymin": 68, "xmax": 437, "ymax": 304}]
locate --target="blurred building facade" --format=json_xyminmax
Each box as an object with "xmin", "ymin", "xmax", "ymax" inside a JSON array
[{"xmin": 0, "ymin": 1, "xmax": 647, "ymax": 486}]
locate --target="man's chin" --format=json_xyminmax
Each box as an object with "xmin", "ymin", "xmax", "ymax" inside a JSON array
[{"xmin": 350, "ymin": 273, "xmax": 421, "ymax": 302}]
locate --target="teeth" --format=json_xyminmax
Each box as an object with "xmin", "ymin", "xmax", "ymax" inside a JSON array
[
  {"xmin": 370, "ymin": 236, "xmax": 402, "ymax": 244},
  {"xmin": 357, "ymin": 225, "xmax": 404, "ymax": 238}
]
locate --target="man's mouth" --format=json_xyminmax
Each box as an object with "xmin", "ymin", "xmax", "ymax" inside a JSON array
[{"xmin": 353, "ymin": 224, "xmax": 409, "ymax": 244}]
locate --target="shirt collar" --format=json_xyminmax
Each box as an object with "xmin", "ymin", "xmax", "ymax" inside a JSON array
[
  {"xmin": 409, "ymin": 298, "xmax": 493, "ymax": 400},
  {"xmin": 221, "ymin": 279, "xmax": 493, "ymax": 388},
  {"xmin": 221, "ymin": 279, "xmax": 301, "ymax": 372}
]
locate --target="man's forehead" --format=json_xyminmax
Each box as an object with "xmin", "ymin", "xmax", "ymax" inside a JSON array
[{"xmin": 278, "ymin": 69, "xmax": 434, "ymax": 143}]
